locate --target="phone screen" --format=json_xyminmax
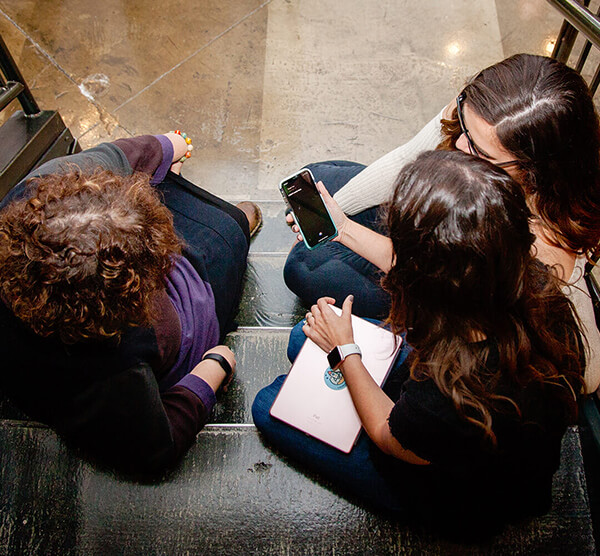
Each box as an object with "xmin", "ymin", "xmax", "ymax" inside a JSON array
[{"xmin": 281, "ymin": 169, "xmax": 337, "ymax": 248}]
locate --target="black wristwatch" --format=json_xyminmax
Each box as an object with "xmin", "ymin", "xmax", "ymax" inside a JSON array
[
  {"xmin": 202, "ymin": 353, "xmax": 233, "ymax": 378},
  {"xmin": 327, "ymin": 343, "xmax": 362, "ymax": 370}
]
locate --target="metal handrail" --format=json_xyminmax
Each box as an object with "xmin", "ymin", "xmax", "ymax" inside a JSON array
[
  {"xmin": 0, "ymin": 82, "xmax": 24, "ymax": 112},
  {"xmin": 0, "ymin": 34, "xmax": 40, "ymax": 115},
  {"xmin": 547, "ymin": 0, "xmax": 600, "ymax": 50}
]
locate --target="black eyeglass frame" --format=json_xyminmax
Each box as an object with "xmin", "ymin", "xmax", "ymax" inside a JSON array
[{"xmin": 455, "ymin": 92, "xmax": 520, "ymax": 169}]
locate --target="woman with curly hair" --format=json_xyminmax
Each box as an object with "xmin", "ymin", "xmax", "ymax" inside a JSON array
[
  {"xmin": 254, "ymin": 150, "xmax": 584, "ymax": 536},
  {"xmin": 282, "ymin": 53, "xmax": 600, "ymax": 393},
  {"xmin": 0, "ymin": 132, "xmax": 261, "ymax": 472}
]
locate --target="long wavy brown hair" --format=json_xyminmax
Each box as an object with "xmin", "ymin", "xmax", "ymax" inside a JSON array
[
  {"xmin": 0, "ymin": 167, "xmax": 182, "ymax": 343},
  {"xmin": 382, "ymin": 150, "xmax": 583, "ymax": 445},
  {"xmin": 438, "ymin": 53, "xmax": 600, "ymax": 256}
]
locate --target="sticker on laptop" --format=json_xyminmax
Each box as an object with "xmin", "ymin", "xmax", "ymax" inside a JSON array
[{"xmin": 324, "ymin": 367, "xmax": 346, "ymax": 391}]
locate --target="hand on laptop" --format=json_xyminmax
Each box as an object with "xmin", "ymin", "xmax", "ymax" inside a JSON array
[{"xmin": 302, "ymin": 295, "xmax": 355, "ymax": 353}]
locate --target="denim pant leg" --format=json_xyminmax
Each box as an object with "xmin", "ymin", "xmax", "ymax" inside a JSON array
[
  {"xmin": 156, "ymin": 172, "xmax": 250, "ymax": 339},
  {"xmin": 252, "ymin": 321, "xmax": 413, "ymax": 514},
  {"xmin": 284, "ymin": 161, "xmax": 390, "ymax": 319}
]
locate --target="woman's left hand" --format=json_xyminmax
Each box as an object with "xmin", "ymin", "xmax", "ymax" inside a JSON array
[{"xmin": 302, "ymin": 295, "xmax": 355, "ymax": 353}]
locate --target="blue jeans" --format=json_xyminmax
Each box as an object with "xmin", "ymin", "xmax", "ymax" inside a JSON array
[
  {"xmin": 157, "ymin": 171, "xmax": 249, "ymax": 340},
  {"xmin": 252, "ymin": 321, "xmax": 417, "ymax": 515},
  {"xmin": 283, "ymin": 161, "xmax": 390, "ymax": 319}
]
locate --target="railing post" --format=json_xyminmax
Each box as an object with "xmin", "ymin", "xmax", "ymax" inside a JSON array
[
  {"xmin": 552, "ymin": 18, "xmax": 582, "ymax": 62},
  {"xmin": 547, "ymin": 0, "xmax": 600, "ymax": 49},
  {"xmin": 0, "ymin": 34, "xmax": 40, "ymax": 116},
  {"xmin": 550, "ymin": 0, "xmax": 591, "ymax": 63}
]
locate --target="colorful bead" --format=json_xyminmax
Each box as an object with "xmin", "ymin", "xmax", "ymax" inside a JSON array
[{"xmin": 169, "ymin": 129, "xmax": 193, "ymax": 163}]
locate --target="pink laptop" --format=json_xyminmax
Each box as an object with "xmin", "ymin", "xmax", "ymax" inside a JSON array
[{"xmin": 270, "ymin": 308, "xmax": 402, "ymax": 453}]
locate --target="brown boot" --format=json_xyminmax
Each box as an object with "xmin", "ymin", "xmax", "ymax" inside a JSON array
[{"xmin": 236, "ymin": 201, "xmax": 262, "ymax": 238}]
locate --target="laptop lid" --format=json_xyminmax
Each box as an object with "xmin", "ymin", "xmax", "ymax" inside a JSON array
[{"xmin": 270, "ymin": 308, "xmax": 402, "ymax": 453}]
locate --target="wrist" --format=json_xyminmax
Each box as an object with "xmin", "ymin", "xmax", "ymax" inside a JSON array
[
  {"xmin": 167, "ymin": 130, "xmax": 193, "ymax": 163},
  {"xmin": 191, "ymin": 359, "xmax": 226, "ymax": 393},
  {"xmin": 339, "ymin": 352, "xmax": 362, "ymax": 374},
  {"xmin": 339, "ymin": 217, "xmax": 359, "ymax": 246}
]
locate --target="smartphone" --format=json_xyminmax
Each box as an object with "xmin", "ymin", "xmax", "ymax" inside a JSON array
[{"xmin": 279, "ymin": 168, "xmax": 338, "ymax": 249}]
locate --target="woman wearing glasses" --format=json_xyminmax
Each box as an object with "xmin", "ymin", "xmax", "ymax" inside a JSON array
[{"xmin": 283, "ymin": 53, "xmax": 600, "ymax": 393}]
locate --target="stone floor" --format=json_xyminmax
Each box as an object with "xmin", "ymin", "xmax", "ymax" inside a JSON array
[
  {"xmin": 0, "ymin": 0, "xmax": 566, "ymax": 200},
  {"xmin": 1, "ymin": 0, "xmax": 599, "ymax": 554}
]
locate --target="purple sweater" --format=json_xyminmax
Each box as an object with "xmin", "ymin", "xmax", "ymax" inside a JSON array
[
  {"xmin": 0, "ymin": 135, "xmax": 224, "ymax": 471},
  {"xmin": 114, "ymin": 135, "xmax": 221, "ymax": 412}
]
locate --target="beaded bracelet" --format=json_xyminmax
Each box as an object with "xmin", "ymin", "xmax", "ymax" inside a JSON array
[{"xmin": 169, "ymin": 130, "xmax": 194, "ymax": 163}]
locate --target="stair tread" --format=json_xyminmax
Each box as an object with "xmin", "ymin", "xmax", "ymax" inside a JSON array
[
  {"xmin": 0, "ymin": 424, "xmax": 593, "ymax": 554},
  {"xmin": 248, "ymin": 200, "xmax": 294, "ymax": 254},
  {"xmin": 237, "ymin": 254, "xmax": 308, "ymax": 327}
]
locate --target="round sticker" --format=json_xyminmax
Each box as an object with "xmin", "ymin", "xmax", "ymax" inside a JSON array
[{"xmin": 324, "ymin": 366, "xmax": 346, "ymax": 390}]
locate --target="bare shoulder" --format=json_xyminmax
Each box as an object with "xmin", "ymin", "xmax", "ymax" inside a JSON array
[{"xmin": 532, "ymin": 233, "xmax": 577, "ymax": 281}]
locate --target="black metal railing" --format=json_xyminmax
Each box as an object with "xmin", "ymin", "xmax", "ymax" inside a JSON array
[
  {"xmin": 0, "ymin": 34, "xmax": 40, "ymax": 115},
  {"xmin": 548, "ymin": 0, "xmax": 600, "ymax": 93},
  {"xmin": 0, "ymin": 35, "xmax": 79, "ymax": 198}
]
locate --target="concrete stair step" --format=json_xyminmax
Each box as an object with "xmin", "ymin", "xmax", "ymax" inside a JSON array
[
  {"xmin": 247, "ymin": 200, "xmax": 293, "ymax": 255},
  {"xmin": 237, "ymin": 255, "xmax": 307, "ymax": 327},
  {"xmin": 0, "ymin": 423, "xmax": 593, "ymax": 554},
  {"xmin": 217, "ymin": 327, "xmax": 290, "ymax": 424},
  {"xmin": 237, "ymin": 200, "xmax": 310, "ymax": 328}
]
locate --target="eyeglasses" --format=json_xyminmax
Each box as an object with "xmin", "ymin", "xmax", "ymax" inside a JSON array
[{"xmin": 455, "ymin": 93, "xmax": 520, "ymax": 169}]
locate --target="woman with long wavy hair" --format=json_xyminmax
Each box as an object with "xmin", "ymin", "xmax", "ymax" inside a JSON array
[
  {"xmin": 254, "ymin": 150, "xmax": 584, "ymax": 537},
  {"xmin": 282, "ymin": 53, "xmax": 600, "ymax": 393}
]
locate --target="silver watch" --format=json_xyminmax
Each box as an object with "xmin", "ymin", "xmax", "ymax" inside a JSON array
[{"xmin": 327, "ymin": 343, "xmax": 362, "ymax": 370}]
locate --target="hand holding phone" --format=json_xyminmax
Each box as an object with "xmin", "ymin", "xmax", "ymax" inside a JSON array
[{"xmin": 280, "ymin": 168, "xmax": 338, "ymax": 249}]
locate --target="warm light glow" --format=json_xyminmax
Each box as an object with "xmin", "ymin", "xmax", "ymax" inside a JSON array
[
  {"xmin": 446, "ymin": 42, "xmax": 461, "ymax": 56},
  {"xmin": 545, "ymin": 39, "xmax": 555, "ymax": 55}
]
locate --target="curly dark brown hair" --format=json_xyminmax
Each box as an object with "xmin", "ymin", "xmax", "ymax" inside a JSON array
[{"xmin": 0, "ymin": 167, "xmax": 182, "ymax": 343}]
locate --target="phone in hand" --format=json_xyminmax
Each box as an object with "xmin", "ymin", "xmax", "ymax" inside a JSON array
[{"xmin": 279, "ymin": 168, "xmax": 338, "ymax": 250}]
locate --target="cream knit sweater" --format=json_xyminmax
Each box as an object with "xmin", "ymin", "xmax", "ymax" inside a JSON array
[
  {"xmin": 333, "ymin": 109, "xmax": 444, "ymax": 215},
  {"xmin": 333, "ymin": 108, "xmax": 600, "ymax": 393}
]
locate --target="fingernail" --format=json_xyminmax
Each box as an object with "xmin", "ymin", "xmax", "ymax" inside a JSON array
[{"xmin": 349, "ymin": 295, "xmax": 354, "ymax": 301}]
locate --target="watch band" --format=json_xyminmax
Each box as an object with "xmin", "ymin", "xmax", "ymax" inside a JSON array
[
  {"xmin": 338, "ymin": 343, "xmax": 362, "ymax": 361},
  {"xmin": 202, "ymin": 353, "xmax": 233, "ymax": 377}
]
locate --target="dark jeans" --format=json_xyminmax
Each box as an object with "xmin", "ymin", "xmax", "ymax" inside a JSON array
[
  {"xmin": 254, "ymin": 324, "xmax": 523, "ymax": 539},
  {"xmin": 283, "ymin": 161, "xmax": 390, "ymax": 319},
  {"xmin": 156, "ymin": 171, "xmax": 249, "ymax": 340},
  {"xmin": 251, "ymin": 321, "xmax": 417, "ymax": 515}
]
